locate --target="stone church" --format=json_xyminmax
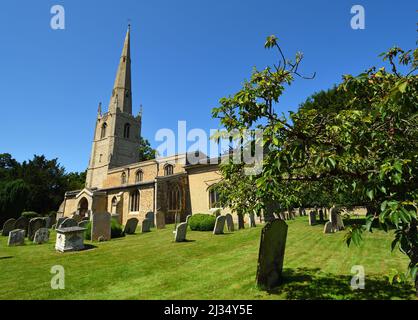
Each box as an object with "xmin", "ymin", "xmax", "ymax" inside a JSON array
[{"xmin": 58, "ymin": 26, "xmax": 225, "ymax": 226}]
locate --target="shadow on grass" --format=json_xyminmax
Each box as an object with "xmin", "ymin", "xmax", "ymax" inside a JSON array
[
  {"xmin": 80, "ymin": 244, "xmax": 98, "ymax": 252},
  {"xmin": 0, "ymin": 256, "xmax": 13, "ymax": 260},
  {"xmin": 266, "ymin": 267, "xmax": 415, "ymax": 300}
]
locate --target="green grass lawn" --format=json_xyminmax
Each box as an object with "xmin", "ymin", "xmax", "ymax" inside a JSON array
[{"xmin": 0, "ymin": 216, "xmax": 415, "ymax": 300}]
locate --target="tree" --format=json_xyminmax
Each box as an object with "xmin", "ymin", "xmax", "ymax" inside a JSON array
[
  {"xmin": 212, "ymin": 36, "xmax": 418, "ymax": 294},
  {"xmin": 65, "ymin": 171, "xmax": 87, "ymax": 191},
  {"xmin": 138, "ymin": 137, "xmax": 157, "ymax": 161},
  {"xmin": 0, "ymin": 179, "xmax": 29, "ymax": 226}
]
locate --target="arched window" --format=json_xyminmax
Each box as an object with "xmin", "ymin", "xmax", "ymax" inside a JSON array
[
  {"xmin": 121, "ymin": 172, "xmax": 127, "ymax": 185},
  {"xmin": 209, "ymin": 187, "xmax": 221, "ymax": 209},
  {"xmin": 168, "ymin": 186, "xmax": 181, "ymax": 211},
  {"xmin": 164, "ymin": 164, "xmax": 174, "ymax": 176},
  {"xmin": 123, "ymin": 123, "xmax": 130, "ymax": 139},
  {"xmin": 130, "ymin": 190, "xmax": 140, "ymax": 212},
  {"xmin": 111, "ymin": 196, "xmax": 118, "ymax": 214},
  {"xmin": 135, "ymin": 170, "xmax": 143, "ymax": 182},
  {"xmin": 101, "ymin": 123, "xmax": 107, "ymax": 139}
]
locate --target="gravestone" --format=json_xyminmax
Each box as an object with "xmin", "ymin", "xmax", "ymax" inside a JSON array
[
  {"xmin": 124, "ymin": 218, "xmax": 138, "ymax": 235},
  {"xmin": 60, "ymin": 218, "xmax": 78, "ymax": 229},
  {"xmin": 145, "ymin": 212, "xmax": 155, "ymax": 228},
  {"xmin": 336, "ymin": 214, "xmax": 345, "ymax": 231},
  {"xmin": 225, "ymin": 214, "xmax": 234, "ymax": 232},
  {"xmin": 2, "ymin": 219, "xmax": 16, "ymax": 236},
  {"xmin": 323, "ymin": 222, "xmax": 334, "ymax": 234},
  {"xmin": 319, "ymin": 209, "xmax": 324, "ymax": 222},
  {"xmin": 50, "ymin": 215, "xmax": 57, "ymax": 227},
  {"xmin": 8, "ymin": 229, "xmax": 25, "ymax": 246},
  {"xmin": 279, "ymin": 212, "xmax": 286, "ymax": 220},
  {"xmin": 33, "ymin": 228, "xmax": 49, "ymax": 244},
  {"xmin": 28, "ymin": 218, "xmax": 46, "ymax": 241},
  {"xmin": 141, "ymin": 218, "xmax": 152, "ymax": 233},
  {"xmin": 156, "ymin": 211, "xmax": 166, "ymax": 229},
  {"xmin": 78, "ymin": 221, "xmax": 90, "ymax": 229},
  {"xmin": 14, "ymin": 216, "xmax": 29, "ymax": 235},
  {"xmin": 238, "ymin": 214, "xmax": 245, "ymax": 230},
  {"xmin": 330, "ymin": 206, "xmax": 344, "ymax": 231},
  {"xmin": 91, "ymin": 212, "xmax": 111, "ymax": 242},
  {"xmin": 308, "ymin": 212, "xmax": 317, "ymax": 226},
  {"xmin": 213, "ymin": 215, "xmax": 226, "ymax": 235},
  {"xmin": 71, "ymin": 214, "xmax": 82, "ymax": 223},
  {"xmin": 174, "ymin": 222, "xmax": 188, "ymax": 242},
  {"xmin": 56, "ymin": 217, "xmax": 67, "ymax": 229},
  {"xmin": 248, "ymin": 213, "xmax": 256, "ymax": 228},
  {"xmin": 42, "ymin": 217, "xmax": 52, "ymax": 229},
  {"xmin": 256, "ymin": 219, "xmax": 288, "ymax": 289},
  {"xmin": 55, "ymin": 227, "xmax": 86, "ymax": 252}
]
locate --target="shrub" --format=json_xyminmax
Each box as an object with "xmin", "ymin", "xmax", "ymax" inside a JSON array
[
  {"xmin": 189, "ymin": 214, "xmax": 216, "ymax": 231},
  {"xmin": 84, "ymin": 221, "xmax": 92, "ymax": 240},
  {"xmin": 111, "ymin": 218, "xmax": 125, "ymax": 239},
  {"xmin": 21, "ymin": 211, "xmax": 39, "ymax": 220}
]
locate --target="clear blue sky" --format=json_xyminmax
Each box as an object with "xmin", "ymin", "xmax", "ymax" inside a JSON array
[{"xmin": 0, "ymin": 0, "xmax": 416, "ymax": 172}]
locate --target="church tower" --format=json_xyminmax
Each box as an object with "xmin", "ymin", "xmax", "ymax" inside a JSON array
[{"xmin": 86, "ymin": 26, "xmax": 142, "ymax": 189}]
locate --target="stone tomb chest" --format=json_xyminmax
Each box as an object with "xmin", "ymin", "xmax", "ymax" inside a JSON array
[{"xmin": 55, "ymin": 227, "xmax": 86, "ymax": 253}]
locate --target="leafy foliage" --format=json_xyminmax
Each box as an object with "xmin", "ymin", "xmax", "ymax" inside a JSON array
[
  {"xmin": 189, "ymin": 214, "xmax": 216, "ymax": 231},
  {"xmin": 212, "ymin": 35, "xmax": 418, "ymax": 293},
  {"xmin": 0, "ymin": 153, "xmax": 86, "ymax": 225},
  {"xmin": 138, "ymin": 137, "xmax": 158, "ymax": 161}
]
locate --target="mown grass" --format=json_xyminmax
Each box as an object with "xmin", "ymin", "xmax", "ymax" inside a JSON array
[{"xmin": 0, "ymin": 216, "xmax": 415, "ymax": 300}]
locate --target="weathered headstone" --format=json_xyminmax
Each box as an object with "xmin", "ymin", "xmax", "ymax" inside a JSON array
[
  {"xmin": 8, "ymin": 229, "xmax": 25, "ymax": 246},
  {"xmin": 308, "ymin": 212, "xmax": 317, "ymax": 226},
  {"xmin": 2, "ymin": 218, "xmax": 16, "ymax": 236},
  {"xmin": 256, "ymin": 219, "xmax": 288, "ymax": 290},
  {"xmin": 145, "ymin": 212, "xmax": 155, "ymax": 228},
  {"xmin": 55, "ymin": 227, "xmax": 86, "ymax": 252},
  {"xmin": 156, "ymin": 211, "xmax": 166, "ymax": 229},
  {"xmin": 14, "ymin": 216, "xmax": 29, "ymax": 235},
  {"xmin": 91, "ymin": 212, "xmax": 111, "ymax": 242},
  {"xmin": 319, "ymin": 209, "xmax": 324, "ymax": 222},
  {"xmin": 225, "ymin": 214, "xmax": 234, "ymax": 232},
  {"xmin": 28, "ymin": 218, "xmax": 46, "ymax": 241},
  {"xmin": 213, "ymin": 215, "xmax": 226, "ymax": 235},
  {"xmin": 174, "ymin": 222, "xmax": 187, "ymax": 242},
  {"xmin": 238, "ymin": 214, "xmax": 245, "ymax": 230},
  {"xmin": 78, "ymin": 221, "xmax": 90, "ymax": 229},
  {"xmin": 336, "ymin": 214, "xmax": 345, "ymax": 231},
  {"xmin": 323, "ymin": 221, "xmax": 334, "ymax": 234},
  {"xmin": 56, "ymin": 217, "xmax": 67, "ymax": 229},
  {"xmin": 50, "ymin": 215, "xmax": 57, "ymax": 227},
  {"xmin": 71, "ymin": 214, "xmax": 82, "ymax": 224},
  {"xmin": 41, "ymin": 217, "xmax": 51, "ymax": 229},
  {"xmin": 60, "ymin": 218, "xmax": 78, "ymax": 228},
  {"xmin": 248, "ymin": 213, "xmax": 256, "ymax": 228},
  {"xmin": 330, "ymin": 206, "xmax": 344, "ymax": 231},
  {"xmin": 279, "ymin": 212, "xmax": 286, "ymax": 220},
  {"xmin": 33, "ymin": 228, "xmax": 49, "ymax": 244},
  {"xmin": 124, "ymin": 218, "xmax": 138, "ymax": 234},
  {"xmin": 141, "ymin": 218, "xmax": 152, "ymax": 233}
]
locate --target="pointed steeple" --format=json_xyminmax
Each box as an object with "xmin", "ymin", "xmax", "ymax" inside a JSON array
[{"xmin": 109, "ymin": 25, "xmax": 132, "ymax": 114}]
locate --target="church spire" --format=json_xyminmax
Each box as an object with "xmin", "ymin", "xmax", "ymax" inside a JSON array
[{"xmin": 109, "ymin": 25, "xmax": 132, "ymax": 114}]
